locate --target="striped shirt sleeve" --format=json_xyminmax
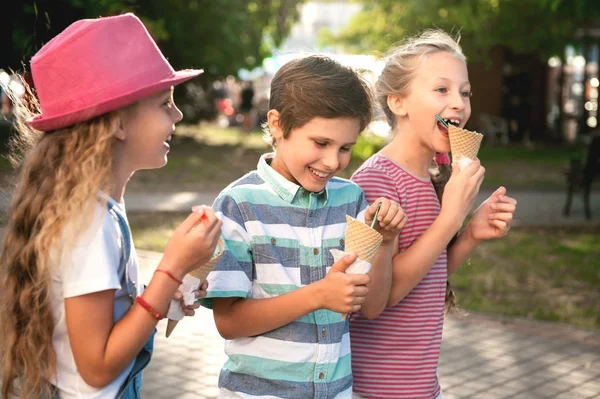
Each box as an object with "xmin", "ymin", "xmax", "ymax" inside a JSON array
[{"xmin": 201, "ymin": 193, "xmax": 253, "ymax": 308}]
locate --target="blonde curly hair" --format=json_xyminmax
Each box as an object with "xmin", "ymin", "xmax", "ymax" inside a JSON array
[{"xmin": 0, "ymin": 78, "xmax": 120, "ymax": 398}]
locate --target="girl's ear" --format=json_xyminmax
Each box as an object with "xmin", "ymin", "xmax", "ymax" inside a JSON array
[
  {"xmin": 267, "ymin": 109, "xmax": 283, "ymax": 140},
  {"xmin": 114, "ymin": 110, "xmax": 128, "ymax": 141},
  {"xmin": 387, "ymin": 94, "xmax": 408, "ymax": 117}
]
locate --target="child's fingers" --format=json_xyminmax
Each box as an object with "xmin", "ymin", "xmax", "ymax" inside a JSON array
[
  {"xmin": 191, "ymin": 204, "xmax": 207, "ymax": 216},
  {"xmin": 499, "ymin": 195, "xmax": 518, "ymax": 206},
  {"xmin": 491, "ymin": 203, "xmax": 516, "ymax": 213},
  {"xmin": 197, "ymin": 208, "xmax": 220, "ymax": 229},
  {"xmin": 369, "ymin": 199, "xmax": 388, "ymax": 223},
  {"xmin": 380, "ymin": 203, "xmax": 399, "ymax": 226},
  {"xmin": 330, "ymin": 253, "xmax": 358, "ymax": 273},
  {"xmin": 493, "ymin": 186, "xmax": 507, "ymax": 198},
  {"xmin": 353, "ymin": 285, "xmax": 369, "ymax": 297},
  {"xmin": 388, "ymin": 209, "xmax": 407, "ymax": 230},
  {"xmin": 194, "ymin": 288, "xmax": 208, "ymax": 299},
  {"xmin": 183, "ymin": 309, "xmax": 196, "ymax": 317},
  {"xmin": 490, "ymin": 219, "xmax": 508, "ymax": 233},
  {"xmin": 347, "ymin": 273, "xmax": 370, "ymax": 286},
  {"xmin": 176, "ymin": 211, "xmax": 209, "ymax": 234},
  {"xmin": 462, "ymin": 158, "xmax": 482, "ymax": 177},
  {"xmin": 451, "ymin": 162, "xmax": 461, "ymax": 176},
  {"xmin": 191, "ymin": 213, "xmax": 222, "ymax": 239},
  {"xmin": 473, "ymin": 163, "xmax": 486, "ymax": 183},
  {"xmin": 352, "ymin": 296, "xmax": 366, "ymax": 306},
  {"xmin": 488, "ymin": 212, "xmax": 514, "ymax": 223}
]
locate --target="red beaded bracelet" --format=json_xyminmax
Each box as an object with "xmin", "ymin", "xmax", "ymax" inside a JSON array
[
  {"xmin": 135, "ymin": 296, "xmax": 164, "ymax": 320},
  {"xmin": 154, "ymin": 269, "xmax": 183, "ymax": 285}
]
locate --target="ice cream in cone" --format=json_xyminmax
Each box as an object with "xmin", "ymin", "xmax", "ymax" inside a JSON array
[
  {"xmin": 340, "ymin": 215, "xmax": 383, "ymax": 320},
  {"xmin": 344, "ymin": 215, "xmax": 383, "ymax": 264},
  {"xmin": 165, "ymin": 238, "xmax": 225, "ymax": 338},
  {"xmin": 448, "ymin": 124, "xmax": 483, "ymax": 169}
]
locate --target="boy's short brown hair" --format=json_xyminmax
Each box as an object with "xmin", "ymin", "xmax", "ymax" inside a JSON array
[{"xmin": 263, "ymin": 55, "xmax": 373, "ymax": 147}]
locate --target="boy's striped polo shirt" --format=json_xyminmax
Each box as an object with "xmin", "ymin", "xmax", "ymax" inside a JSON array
[{"xmin": 202, "ymin": 153, "xmax": 368, "ymax": 399}]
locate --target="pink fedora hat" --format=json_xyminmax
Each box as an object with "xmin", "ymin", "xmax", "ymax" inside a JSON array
[{"xmin": 27, "ymin": 13, "xmax": 203, "ymax": 131}]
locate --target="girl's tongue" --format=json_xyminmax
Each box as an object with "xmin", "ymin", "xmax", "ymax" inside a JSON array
[{"xmin": 437, "ymin": 121, "xmax": 449, "ymax": 136}]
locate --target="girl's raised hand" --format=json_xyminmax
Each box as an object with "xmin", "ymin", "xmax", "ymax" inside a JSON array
[
  {"xmin": 365, "ymin": 198, "xmax": 407, "ymax": 242},
  {"xmin": 161, "ymin": 206, "xmax": 223, "ymax": 280},
  {"xmin": 440, "ymin": 159, "xmax": 485, "ymax": 231},
  {"xmin": 466, "ymin": 186, "xmax": 517, "ymax": 242}
]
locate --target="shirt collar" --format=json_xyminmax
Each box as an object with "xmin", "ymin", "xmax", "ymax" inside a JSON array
[{"xmin": 257, "ymin": 153, "xmax": 329, "ymax": 204}]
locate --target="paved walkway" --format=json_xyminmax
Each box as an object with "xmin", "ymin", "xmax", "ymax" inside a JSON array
[{"xmin": 137, "ymin": 251, "xmax": 600, "ymax": 399}]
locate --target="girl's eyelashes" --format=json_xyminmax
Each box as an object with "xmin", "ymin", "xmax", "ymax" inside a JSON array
[
  {"xmin": 436, "ymin": 87, "xmax": 472, "ymax": 98},
  {"xmin": 340, "ymin": 146, "xmax": 352, "ymax": 152},
  {"xmin": 314, "ymin": 140, "xmax": 327, "ymax": 147}
]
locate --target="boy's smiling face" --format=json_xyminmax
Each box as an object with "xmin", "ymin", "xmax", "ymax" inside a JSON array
[{"xmin": 268, "ymin": 113, "xmax": 360, "ymax": 192}]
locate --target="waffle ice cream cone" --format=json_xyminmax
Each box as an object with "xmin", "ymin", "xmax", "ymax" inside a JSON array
[
  {"xmin": 166, "ymin": 238, "xmax": 225, "ymax": 338},
  {"xmin": 448, "ymin": 124, "xmax": 483, "ymax": 165},
  {"xmin": 344, "ymin": 215, "xmax": 383, "ymax": 264},
  {"xmin": 341, "ymin": 215, "xmax": 383, "ymax": 320}
]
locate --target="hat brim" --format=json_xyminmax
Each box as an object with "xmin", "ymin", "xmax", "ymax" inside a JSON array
[{"xmin": 27, "ymin": 69, "xmax": 204, "ymax": 131}]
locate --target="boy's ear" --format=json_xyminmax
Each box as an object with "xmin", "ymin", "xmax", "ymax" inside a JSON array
[
  {"xmin": 267, "ymin": 109, "xmax": 283, "ymax": 140},
  {"xmin": 387, "ymin": 94, "xmax": 408, "ymax": 117}
]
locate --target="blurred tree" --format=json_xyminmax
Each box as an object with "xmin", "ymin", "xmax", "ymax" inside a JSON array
[
  {"xmin": 1, "ymin": 0, "xmax": 303, "ymax": 79},
  {"xmin": 324, "ymin": 0, "xmax": 600, "ymax": 61}
]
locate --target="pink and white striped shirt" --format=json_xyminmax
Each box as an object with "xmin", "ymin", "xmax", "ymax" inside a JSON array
[{"xmin": 350, "ymin": 154, "xmax": 447, "ymax": 399}]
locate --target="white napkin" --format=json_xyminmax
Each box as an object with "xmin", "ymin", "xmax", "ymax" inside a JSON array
[
  {"xmin": 329, "ymin": 248, "xmax": 372, "ymax": 274},
  {"xmin": 166, "ymin": 274, "xmax": 202, "ymax": 321},
  {"xmin": 456, "ymin": 156, "xmax": 473, "ymax": 171}
]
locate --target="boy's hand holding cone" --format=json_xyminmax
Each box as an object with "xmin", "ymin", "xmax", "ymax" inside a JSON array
[{"xmin": 330, "ymin": 200, "xmax": 406, "ymax": 319}]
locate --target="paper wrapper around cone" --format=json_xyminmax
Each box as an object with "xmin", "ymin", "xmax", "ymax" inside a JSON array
[
  {"xmin": 165, "ymin": 238, "xmax": 225, "ymax": 338},
  {"xmin": 448, "ymin": 125, "xmax": 483, "ymax": 170},
  {"xmin": 340, "ymin": 215, "xmax": 383, "ymax": 319}
]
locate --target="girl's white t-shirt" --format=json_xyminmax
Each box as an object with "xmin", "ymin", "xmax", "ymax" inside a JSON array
[{"xmin": 49, "ymin": 199, "xmax": 139, "ymax": 398}]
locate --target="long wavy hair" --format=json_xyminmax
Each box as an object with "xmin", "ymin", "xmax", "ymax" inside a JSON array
[{"xmin": 0, "ymin": 79, "xmax": 119, "ymax": 398}]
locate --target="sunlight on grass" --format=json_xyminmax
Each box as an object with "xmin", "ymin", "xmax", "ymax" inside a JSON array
[
  {"xmin": 130, "ymin": 212, "xmax": 187, "ymax": 252},
  {"xmin": 451, "ymin": 226, "xmax": 600, "ymax": 330},
  {"xmin": 177, "ymin": 124, "xmax": 269, "ymax": 149}
]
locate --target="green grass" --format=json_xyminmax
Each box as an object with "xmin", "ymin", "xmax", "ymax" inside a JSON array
[
  {"xmin": 478, "ymin": 145, "xmax": 571, "ymax": 189},
  {"xmin": 127, "ymin": 126, "xmax": 270, "ymax": 192},
  {"xmin": 129, "ymin": 212, "xmax": 189, "ymax": 252},
  {"xmin": 0, "ymin": 156, "xmax": 11, "ymax": 171},
  {"xmin": 450, "ymin": 225, "xmax": 600, "ymax": 330},
  {"xmin": 478, "ymin": 145, "xmax": 571, "ymax": 165}
]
